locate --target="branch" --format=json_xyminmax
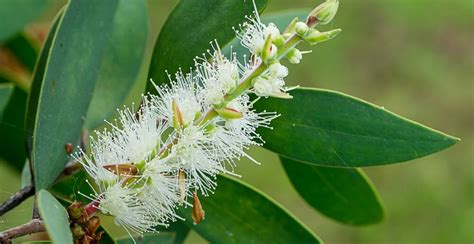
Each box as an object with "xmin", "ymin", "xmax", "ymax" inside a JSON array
[
  {"xmin": 0, "ymin": 219, "xmax": 44, "ymax": 243},
  {"xmin": 0, "ymin": 185, "xmax": 35, "ymax": 217}
]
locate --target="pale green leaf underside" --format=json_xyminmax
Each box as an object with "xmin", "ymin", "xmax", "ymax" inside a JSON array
[{"xmin": 37, "ymin": 190, "xmax": 73, "ymax": 244}]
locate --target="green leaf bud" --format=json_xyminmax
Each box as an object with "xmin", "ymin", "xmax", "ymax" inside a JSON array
[
  {"xmin": 304, "ymin": 29, "xmax": 341, "ymax": 45},
  {"xmin": 286, "ymin": 48, "xmax": 303, "ymax": 64}
]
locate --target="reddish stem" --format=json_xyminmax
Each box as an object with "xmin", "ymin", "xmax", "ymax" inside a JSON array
[{"xmin": 85, "ymin": 199, "xmax": 100, "ymax": 216}]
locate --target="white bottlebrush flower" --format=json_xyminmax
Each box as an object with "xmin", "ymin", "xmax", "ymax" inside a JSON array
[
  {"xmin": 209, "ymin": 95, "xmax": 279, "ymax": 169},
  {"xmin": 90, "ymin": 181, "xmax": 157, "ymax": 236},
  {"xmin": 75, "ymin": 98, "xmax": 168, "ymax": 183},
  {"xmin": 197, "ymin": 47, "xmax": 241, "ymax": 106},
  {"xmin": 151, "ymin": 72, "xmax": 203, "ymax": 127},
  {"xmin": 236, "ymin": 16, "xmax": 281, "ymax": 55},
  {"xmin": 164, "ymin": 125, "xmax": 223, "ymax": 196},
  {"xmin": 252, "ymin": 62, "xmax": 293, "ymax": 98},
  {"xmin": 140, "ymin": 162, "xmax": 182, "ymax": 224}
]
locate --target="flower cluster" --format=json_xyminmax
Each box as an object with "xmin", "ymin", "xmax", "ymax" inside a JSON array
[{"xmin": 75, "ymin": 0, "xmax": 340, "ymax": 239}]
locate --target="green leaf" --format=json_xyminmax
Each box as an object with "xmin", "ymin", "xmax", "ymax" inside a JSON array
[
  {"xmin": 0, "ymin": 83, "xmax": 14, "ymax": 112},
  {"xmin": 116, "ymin": 232, "xmax": 175, "ymax": 244},
  {"xmin": 26, "ymin": 0, "xmax": 119, "ymax": 190},
  {"xmin": 0, "ymin": 86, "xmax": 28, "ymax": 170},
  {"xmin": 0, "ymin": 0, "xmax": 52, "ymax": 42},
  {"xmin": 85, "ymin": 0, "xmax": 148, "ymax": 129},
  {"xmin": 281, "ymin": 156, "xmax": 384, "ymax": 225},
  {"xmin": 146, "ymin": 0, "xmax": 269, "ymax": 91},
  {"xmin": 21, "ymin": 160, "xmax": 32, "ymax": 188},
  {"xmin": 37, "ymin": 189, "xmax": 73, "ymax": 244},
  {"xmin": 177, "ymin": 175, "xmax": 321, "ymax": 243},
  {"xmin": 256, "ymin": 88, "xmax": 459, "ymax": 167}
]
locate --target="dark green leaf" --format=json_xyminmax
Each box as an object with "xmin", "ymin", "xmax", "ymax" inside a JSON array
[
  {"xmin": 146, "ymin": 0, "xmax": 269, "ymax": 91},
  {"xmin": 0, "ymin": 83, "xmax": 13, "ymax": 112},
  {"xmin": 256, "ymin": 88, "xmax": 459, "ymax": 167},
  {"xmin": 177, "ymin": 175, "xmax": 321, "ymax": 243},
  {"xmin": 0, "ymin": 0, "xmax": 52, "ymax": 42},
  {"xmin": 0, "ymin": 86, "xmax": 28, "ymax": 170},
  {"xmin": 85, "ymin": 0, "xmax": 148, "ymax": 129},
  {"xmin": 21, "ymin": 160, "xmax": 32, "ymax": 188},
  {"xmin": 37, "ymin": 189, "xmax": 73, "ymax": 244},
  {"xmin": 281, "ymin": 156, "xmax": 384, "ymax": 225},
  {"xmin": 25, "ymin": 0, "xmax": 119, "ymax": 190},
  {"xmin": 155, "ymin": 221, "xmax": 189, "ymax": 244},
  {"xmin": 117, "ymin": 232, "xmax": 175, "ymax": 244}
]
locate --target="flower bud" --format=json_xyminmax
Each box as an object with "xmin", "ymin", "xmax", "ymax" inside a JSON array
[
  {"xmin": 178, "ymin": 170, "xmax": 186, "ymax": 204},
  {"xmin": 262, "ymin": 35, "xmax": 277, "ymax": 63},
  {"xmin": 103, "ymin": 163, "xmax": 138, "ymax": 176},
  {"xmin": 268, "ymin": 63, "xmax": 289, "ymax": 79},
  {"xmin": 304, "ymin": 29, "xmax": 341, "ymax": 45},
  {"xmin": 71, "ymin": 224, "xmax": 85, "ymax": 239},
  {"xmin": 284, "ymin": 17, "xmax": 299, "ymax": 34},
  {"xmin": 307, "ymin": 0, "xmax": 339, "ymax": 26},
  {"xmin": 215, "ymin": 107, "xmax": 244, "ymax": 119},
  {"xmin": 192, "ymin": 192, "xmax": 205, "ymax": 225},
  {"xmin": 172, "ymin": 99, "xmax": 184, "ymax": 129},
  {"xmin": 286, "ymin": 48, "xmax": 303, "ymax": 64},
  {"xmin": 87, "ymin": 216, "xmax": 101, "ymax": 234},
  {"xmin": 295, "ymin": 22, "xmax": 309, "ymax": 36},
  {"xmin": 67, "ymin": 202, "xmax": 85, "ymax": 220}
]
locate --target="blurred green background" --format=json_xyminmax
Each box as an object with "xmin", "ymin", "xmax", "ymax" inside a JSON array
[{"xmin": 0, "ymin": 0, "xmax": 472, "ymax": 243}]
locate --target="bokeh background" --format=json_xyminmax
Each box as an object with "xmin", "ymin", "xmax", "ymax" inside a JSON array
[{"xmin": 0, "ymin": 0, "xmax": 472, "ymax": 243}]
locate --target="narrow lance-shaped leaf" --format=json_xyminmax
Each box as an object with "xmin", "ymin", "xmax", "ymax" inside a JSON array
[
  {"xmin": 256, "ymin": 88, "xmax": 458, "ymax": 167},
  {"xmin": 177, "ymin": 175, "xmax": 321, "ymax": 243},
  {"xmin": 281, "ymin": 156, "xmax": 384, "ymax": 225},
  {"xmin": 85, "ymin": 0, "xmax": 148, "ymax": 129},
  {"xmin": 26, "ymin": 0, "xmax": 119, "ymax": 190},
  {"xmin": 146, "ymin": 0, "xmax": 269, "ymax": 91},
  {"xmin": 37, "ymin": 190, "xmax": 74, "ymax": 244}
]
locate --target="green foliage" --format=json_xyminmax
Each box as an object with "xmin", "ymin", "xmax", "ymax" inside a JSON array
[
  {"xmin": 37, "ymin": 190, "xmax": 73, "ymax": 244},
  {"xmin": 177, "ymin": 176, "xmax": 321, "ymax": 243},
  {"xmin": 26, "ymin": 0, "xmax": 119, "ymax": 190},
  {"xmin": 281, "ymin": 156, "xmax": 384, "ymax": 225},
  {"xmin": 0, "ymin": 87, "xmax": 28, "ymax": 170},
  {"xmin": 85, "ymin": 0, "xmax": 148, "ymax": 129},
  {"xmin": 0, "ymin": 1, "xmax": 463, "ymax": 243},
  {"xmin": 117, "ymin": 233, "xmax": 176, "ymax": 244},
  {"xmin": 256, "ymin": 88, "xmax": 458, "ymax": 167},
  {"xmin": 146, "ymin": 0, "xmax": 269, "ymax": 90},
  {"xmin": 0, "ymin": 0, "xmax": 51, "ymax": 42},
  {"xmin": 0, "ymin": 83, "xmax": 13, "ymax": 113}
]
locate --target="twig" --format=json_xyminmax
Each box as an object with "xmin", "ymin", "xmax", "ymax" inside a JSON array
[
  {"xmin": 0, "ymin": 219, "xmax": 44, "ymax": 243},
  {"xmin": 0, "ymin": 185, "xmax": 35, "ymax": 217}
]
